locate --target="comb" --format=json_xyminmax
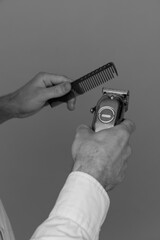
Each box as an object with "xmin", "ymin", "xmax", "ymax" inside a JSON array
[{"xmin": 49, "ymin": 62, "xmax": 118, "ymax": 107}]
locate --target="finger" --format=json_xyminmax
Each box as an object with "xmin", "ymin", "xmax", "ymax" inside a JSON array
[
  {"xmin": 119, "ymin": 119, "xmax": 136, "ymax": 135},
  {"xmin": 126, "ymin": 145, "xmax": 132, "ymax": 158},
  {"xmin": 43, "ymin": 82, "xmax": 71, "ymax": 100},
  {"xmin": 39, "ymin": 73, "xmax": 73, "ymax": 87},
  {"xmin": 122, "ymin": 145, "xmax": 132, "ymax": 163},
  {"xmin": 76, "ymin": 124, "xmax": 94, "ymax": 137},
  {"xmin": 120, "ymin": 164, "xmax": 128, "ymax": 182},
  {"xmin": 123, "ymin": 162, "xmax": 128, "ymax": 172},
  {"xmin": 67, "ymin": 97, "xmax": 76, "ymax": 111}
]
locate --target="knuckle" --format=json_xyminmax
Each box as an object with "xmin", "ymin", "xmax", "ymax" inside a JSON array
[
  {"xmin": 75, "ymin": 126, "xmax": 82, "ymax": 137},
  {"xmin": 122, "ymin": 120, "xmax": 136, "ymax": 134},
  {"xmin": 75, "ymin": 127, "xmax": 84, "ymax": 137},
  {"xmin": 75, "ymin": 125, "xmax": 90, "ymax": 139},
  {"xmin": 118, "ymin": 127, "xmax": 130, "ymax": 140}
]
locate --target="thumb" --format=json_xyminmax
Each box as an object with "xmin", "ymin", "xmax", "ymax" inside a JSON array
[{"xmin": 44, "ymin": 82, "xmax": 71, "ymax": 100}]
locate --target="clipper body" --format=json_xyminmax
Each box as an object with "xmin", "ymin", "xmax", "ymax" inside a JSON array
[{"xmin": 91, "ymin": 88, "xmax": 129, "ymax": 132}]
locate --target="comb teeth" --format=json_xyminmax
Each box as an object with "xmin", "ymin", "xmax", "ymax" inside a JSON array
[
  {"xmin": 72, "ymin": 62, "xmax": 118, "ymax": 95},
  {"xmin": 48, "ymin": 62, "xmax": 118, "ymax": 108}
]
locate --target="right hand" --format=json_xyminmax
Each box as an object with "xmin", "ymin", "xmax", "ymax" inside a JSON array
[
  {"xmin": 10, "ymin": 73, "xmax": 76, "ymax": 119},
  {"xmin": 72, "ymin": 120, "xmax": 135, "ymax": 192}
]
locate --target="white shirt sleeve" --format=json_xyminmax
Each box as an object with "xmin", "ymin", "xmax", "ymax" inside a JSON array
[{"xmin": 30, "ymin": 171, "xmax": 110, "ymax": 240}]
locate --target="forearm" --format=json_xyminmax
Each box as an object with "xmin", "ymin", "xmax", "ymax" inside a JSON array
[
  {"xmin": 0, "ymin": 92, "xmax": 17, "ymax": 124},
  {"xmin": 30, "ymin": 172, "xmax": 110, "ymax": 240}
]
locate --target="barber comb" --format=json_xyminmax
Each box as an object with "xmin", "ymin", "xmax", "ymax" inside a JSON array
[{"xmin": 49, "ymin": 62, "xmax": 118, "ymax": 107}]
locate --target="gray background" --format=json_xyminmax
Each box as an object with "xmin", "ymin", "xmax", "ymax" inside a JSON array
[{"xmin": 0, "ymin": 0, "xmax": 160, "ymax": 239}]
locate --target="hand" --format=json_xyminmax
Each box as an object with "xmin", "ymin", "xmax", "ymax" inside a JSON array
[
  {"xmin": 72, "ymin": 120, "xmax": 135, "ymax": 192},
  {"xmin": 11, "ymin": 72, "xmax": 76, "ymax": 118}
]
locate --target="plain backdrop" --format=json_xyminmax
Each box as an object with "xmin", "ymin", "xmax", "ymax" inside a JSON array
[{"xmin": 0, "ymin": 0, "xmax": 160, "ymax": 239}]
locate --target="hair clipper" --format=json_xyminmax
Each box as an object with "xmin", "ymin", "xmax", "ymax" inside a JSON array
[{"xmin": 91, "ymin": 88, "xmax": 129, "ymax": 132}]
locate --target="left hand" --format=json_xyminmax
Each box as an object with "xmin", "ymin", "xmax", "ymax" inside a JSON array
[{"xmin": 11, "ymin": 72, "xmax": 76, "ymax": 118}]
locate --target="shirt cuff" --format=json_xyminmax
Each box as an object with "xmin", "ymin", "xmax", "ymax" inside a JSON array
[{"xmin": 50, "ymin": 171, "xmax": 110, "ymax": 240}]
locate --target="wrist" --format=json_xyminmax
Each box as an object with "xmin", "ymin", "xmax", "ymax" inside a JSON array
[
  {"xmin": 0, "ymin": 92, "xmax": 18, "ymax": 123},
  {"xmin": 72, "ymin": 164, "xmax": 107, "ymax": 190}
]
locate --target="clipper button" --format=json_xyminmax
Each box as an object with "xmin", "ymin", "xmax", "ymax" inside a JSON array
[{"xmin": 98, "ymin": 106, "xmax": 115, "ymax": 123}]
